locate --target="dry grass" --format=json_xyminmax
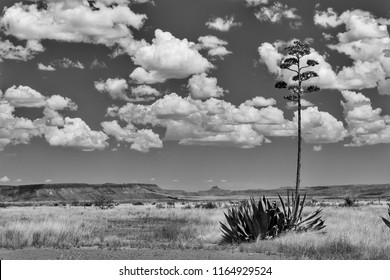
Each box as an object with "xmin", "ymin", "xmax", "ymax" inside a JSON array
[{"xmin": 0, "ymin": 203, "xmax": 389, "ymax": 259}]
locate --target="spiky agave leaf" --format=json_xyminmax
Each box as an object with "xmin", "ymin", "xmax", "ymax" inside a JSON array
[{"xmin": 381, "ymin": 217, "xmax": 390, "ymax": 228}]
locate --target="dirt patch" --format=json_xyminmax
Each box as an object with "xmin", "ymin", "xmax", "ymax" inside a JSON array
[{"xmin": 0, "ymin": 247, "xmax": 284, "ymax": 260}]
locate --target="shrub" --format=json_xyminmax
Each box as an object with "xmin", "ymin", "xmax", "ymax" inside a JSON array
[
  {"xmin": 220, "ymin": 194, "xmax": 325, "ymax": 243},
  {"xmin": 93, "ymin": 195, "xmax": 114, "ymax": 210},
  {"xmin": 343, "ymin": 196, "xmax": 356, "ymax": 207},
  {"xmin": 132, "ymin": 201, "xmax": 144, "ymax": 206},
  {"xmin": 381, "ymin": 204, "xmax": 390, "ymax": 229}
]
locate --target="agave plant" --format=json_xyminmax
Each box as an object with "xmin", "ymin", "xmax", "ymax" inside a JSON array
[
  {"xmin": 381, "ymin": 204, "xmax": 390, "ymax": 228},
  {"xmin": 220, "ymin": 193, "xmax": 325, "ymax": 243}
]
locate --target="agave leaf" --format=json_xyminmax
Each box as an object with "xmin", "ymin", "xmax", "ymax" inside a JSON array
[
  {"xmin": 382, "ymin": 217, "xmax": 390, "ymax": 228},
  {"xmin": 278, "ymin": 194, "xmax": 287, "ymax": 217},
  {"xmin": 297, "ymin": 193, "xmax": 307, "ymax": 220}
]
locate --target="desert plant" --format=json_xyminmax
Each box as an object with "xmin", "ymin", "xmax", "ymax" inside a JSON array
[
  {"xmin": 343, "ymin": 196, "xmax": 356, "ymax": 207},
  {"xmin": 220, "ymin": 194, "xmax": 325, "ymax": 243},
  {"xmin": 275, "ymin": 40, "xmax": 320, "ymax": 199},
  {"xmin": 93, "ymin": 195, "xmax": 114, "ymax": 210},
  {"xmin": 381, "ymin": 204, "xmax": 390, "ymax": 228}
]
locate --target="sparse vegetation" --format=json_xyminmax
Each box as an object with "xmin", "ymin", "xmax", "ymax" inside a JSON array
[
  {"xmin": 342, "ymin": 196, "xmax": 356, "ymax": 207},
  {"xmin": 93, "ymin": 195, "xmax": 114, "ymax": 210}
]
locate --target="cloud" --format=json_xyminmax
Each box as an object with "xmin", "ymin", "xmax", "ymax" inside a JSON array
[
  {"xmin": 244, "ymin": 96, "xmax": 277, "ymax": 107},
  {"xmin": 286, "ymin": 99, "xmax": 314, "ymax": 109},
  {"xmin": 313, "ymin": 9, "xmax": 390, "ymax": 94},
  {"xmin": 0, "ymin": 39, "xmax": 44, "ymax": 61},
  {"xmin": 51, "ymin": 58, "xmax": 84, "ymax": 69},
  {"xmin": 130, "ymin": 29, "xmax": 213, "ymax": 84},
  {"xmin": 205, "ymin": 16, "xmax": 241, "ymax": 32},
  {"xmin": 258, "ymin": 40, "xmax": 390, "ymax": 92},
  {"xmin": 314, "ymin": 8, "xmax": 343, "ymax": 28},
  {"xmin": 246, "ymin": 0, "xmax": 269, "ymax": 6},
  {"xmin": 197, "ymin": 35, "xmax": 232, "ymax": 59},
  {"xmin": 90, "ymin": 59, "xmax": 107, "ymax": 69},
  {"xmin": 313, "ymin": 145, "xmax": 322, "ymax": 151},
  {"xmin": 3, "ymin": 86, "xmax": 46, "ymax": 107},
  {"xmin": 130, "ymin": 85, "xmax": 161, "ymax": 102},
  {"xmin": 95, "ymin": 78, "xmax": 129, "ymax": 101},
  {"xmin": 37, "ymin": 63, "xmax": 56, "ymax": 71},
  {"xmin": 0, "ymin": 1, "xmax": 147, "ymax": 56},
  {"xmin": 0, "ymin": 85, "xmax": 107, "ymax": 152},
  {"xmin": 254, "ymin": 2, "xmax": 301, "ymax": 25},
  {"xmin": 341, "ymin": 90, "xmax": 390, "ymax": 146},
  {"xmin": 0, "ymin": 176, "xmax": 10, "ymax": 183},
  {"xmin": 44, "ymin": 117, "xmax": 109, "ymax": 151},
  {"xmin": 101, "ymin": 120, "xmax": 162, "ymax": 152},
  {"xmin": 187, "ymin": 73, "xmax": 226, "ymax": 100}
]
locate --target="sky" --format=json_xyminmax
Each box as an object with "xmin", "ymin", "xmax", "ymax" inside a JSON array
[{"xmin": 0, "ymin": 0, "xmax": 390, "ymax": 190}]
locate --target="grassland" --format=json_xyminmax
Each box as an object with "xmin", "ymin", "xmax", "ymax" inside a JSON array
[{"xmin": 0, "ymin": 201, "xmax": 390, "ymax": 259}]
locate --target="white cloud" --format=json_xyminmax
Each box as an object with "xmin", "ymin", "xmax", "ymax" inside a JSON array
[
  {"xmin": 244, "ymin": 96, "xmax": 277, "ymax": 107},
  {"xmin": 130, "ymin": 29, "xmax": 213, "ymax": 84},
  {"xmin": 52, "ymin": 58, "xmax": 84, "ymax": 69},
  {"xmin": 246, "ymin": 0, "xmax": 269, "ymax": 6},
  {"xmin": 341, "ymin": 90, "xmax": 390, "ymax": 146},
  {"xmin": 254, "ymin": 2, "xmax": 301, "ymax": 24},
  {"xmin": 90, "ymin": 59, "xmax": 107, "ymax": 69},
  {"xmin": 205, "ymin": 16, "xmax": 241, "ymax": 32},
  {"xmin": 197, "ymin": 35, "xmax": 232, "ymax": 59},
  {"xmin": 37, "ymin": 63, "xmax": 56, "ymax": 71},
  {"xmin": 313, "ymin": 145, "xmax": 322, "ymax": 151},
  {"xmin": 3, "ymin": 86, "xmax": 46, "ymax": 108},
  {"xmin": 314, "ymin": 8, "xmax": 343, "ymax": 28},
  {"xmin": 0, "ymin": 176, "xmax": 10, "ymax": 183},
  {"xmin": 45, "ymin": 95, "xmax": 77, "ymax": 111},
  {"xmin": 44, "ymin": 179, "xmax": 52, "ymax": 183},
  {"xmin": 0, "ymin": 39, "xmax": 44, "ymax": 61},
  {"xmin": 44, "ymin": 117, "xmax": 109, "ymax": 151},
  {"xmin": 286, "ymin": 99, "xmax": 314, "ymax": 109},
  {"xmin": 130, "ymin": 85, "xmax": 161, "ymax": 102},
  {"xmin": 101, "ymin": 120, "xmax": 162, "ymax": 152},
  {"xmin": 0, "ymin": 1, "xmax": 147, "ymax": 56},
  {"xmin": 187, "ymin": 73, "xmax": 225, "ymax": 100},
  {"xmin": 258, "ymin": 40, "xmax": 390, "ymax": 92},
  {"xmin": 95, "ymin": 78, "xmax": 129, "ymax": 101}
]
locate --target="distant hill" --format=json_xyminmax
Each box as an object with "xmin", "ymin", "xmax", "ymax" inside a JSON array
[
  {"xmin": 0, "ymin": 183, "xmax": 389, "ymax": 203},
  {"xmin": 0, "ymin": 183, "xmax": 177, "ymax": 203}
]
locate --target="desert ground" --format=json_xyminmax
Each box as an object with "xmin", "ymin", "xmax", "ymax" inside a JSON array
[{"xmin": 0, "ymin": 199, "xmax": 390, "ymax": 260}]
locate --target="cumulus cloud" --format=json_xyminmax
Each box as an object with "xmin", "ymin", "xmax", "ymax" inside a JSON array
[
  {"xmin": 341, "ymin": 90, "xmax": 390, "ymax": 146},
  {"xmin": 244, "ymin": 96, "xmax": 277, "ymax": 107},
  {"xmin": 0, "ymin": 39, "xmax": 44, "ymax": 61},
  {"xmin": 90, "ymin": 59, "xmax": 107, "ymax": 69},
  {"xmin": 0, "ymin": 85, "xmax": 108, "ymax": 152},
  {"xmin": 313, "ymin": 145, "xmax": 322, "ymax": 151},
  {"xmin": 3, "ymin": 86, "xmax": 46, "ymax": 107},
  {"xmin": 205, "ymin": 16, "xmax": 241, "ymax": 32},
  {"xmin": 286, "ymin": 99, "xmax": 314, "ymax": 109},
  {"xmin": 258, "ymin": 39, "xmax": 390, "ymax": 92},
  {"xmin": 44, "ymin": 117, "xmax": 109, "ymax": 151},
  {"xmin": 197, "ymin": 35, "xmax": 232, "ymax": 59},
  {"xmin": 101, "ymin": 120, "xmax": 162, "ymax": 152},
  {"xmin": 313, "ymin": 9, "xmax": 390, "ymax": 94},
  {"xmin": 187, "ymin": 73, "xmax": 226, "ymax": 100},
  {"xmin": 130, "ymin": 85, "xmax": 161, "ymax": 102},
  {"xmin": 246, "ymin": 0, "xmax": 269, "ymax": 6},
  {"xmin": 51, "ymin": 58, "xmax": 84, "ymax": 69},
  {"xmin": 95, "ymin": 78, "xmax": 129, "ymax": 101},
  {"xmin": 129, "ymin": 29, "xmax": 213, "ymax": 84},
  {"xmin": 254, "ymin": 2, "xmax": 301, "ymax": 25},
  {"xmin": 0, "ymin": 176, "xmax": 10, "ymax": 183},
  {"xmin": 37, "ymin": 63, "xmax": 56, "ymax": 71},
  {"xmin": 0, "ymin": 1, "xmax": 147, "ymax": 56}
]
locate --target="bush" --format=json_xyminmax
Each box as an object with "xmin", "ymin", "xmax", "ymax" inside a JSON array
[
  {"xmin": 93, "ymin": 195, "xmax": 114, "ymax": 210},
  {"xmin": 132, "ymin": 201, "xmax": 144, "ymax": 206},
  {"xmin": 220, "ymin": 194, "xmax": 325, "ymax": 243},
  {"xmin": 342, "ymin": 196, "xmax": 356, "ymax": 207}
]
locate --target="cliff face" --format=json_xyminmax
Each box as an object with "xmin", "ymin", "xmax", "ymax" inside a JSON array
[{"xmin": 0, "ymin": 183, "xmax": 170, "ymax": 202}]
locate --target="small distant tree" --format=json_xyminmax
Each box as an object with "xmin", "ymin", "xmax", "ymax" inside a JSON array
[
  {"xmin": 275, "ymin": 40, "xmax": 320, "ymax": 200},
  {"xmin": 93, "ymin": 195, "xmax": 114, "ymax": 210}
]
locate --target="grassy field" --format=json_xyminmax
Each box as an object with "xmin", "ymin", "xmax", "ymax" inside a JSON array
[{"xmin": 0, "ymin": 202, "xmax": 389, "ymax": 259}]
